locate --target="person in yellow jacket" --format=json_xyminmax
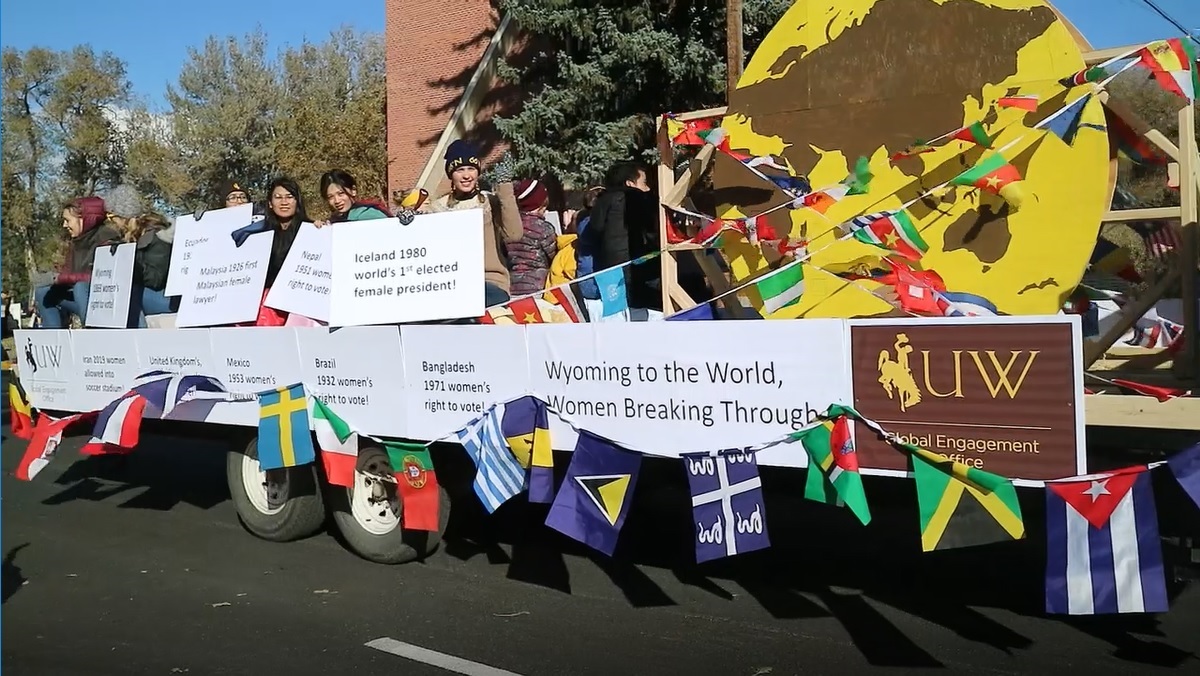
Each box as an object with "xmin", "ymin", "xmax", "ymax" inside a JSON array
[{"xmin": 546, "ymin": 231, "xmax": 578, "ymax": 289}]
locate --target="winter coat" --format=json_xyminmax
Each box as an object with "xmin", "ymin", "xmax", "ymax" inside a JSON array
[
  {"xmin": 546, "ymin": 234, "xmax": 578, "ymax": 289},
  {"xmin": 427, "ymin": 182, "xmax": 523, "ymax": 292},
  {"xmin": 265, "ymin": 221, "xmax": 302, "ymax": 289},
  {"xmin": 578, "ymin": 187, "xmax": 662, "ymax": 310},
  {"xmin": 134, "ymin": 225, "xmax": 173, "ymax": 291},
  {"xmin": 507, "ymin": 212, "xmax": 559, "ymax": 296},
  {"xmin": 331, "ymin": 199, "xmax": 392, "ymax": 223},
  {"xmin": 55, "ymin": 196, "xmax": 122, "ymax": 285}
]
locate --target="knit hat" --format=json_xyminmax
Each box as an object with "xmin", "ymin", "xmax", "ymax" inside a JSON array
[
  {"xmin": 218, "ymin": 179, "xmax": 251, "ymax": 201},
  {"xmin": 99, "ymin": 184, "xmax": 142, "ymax": 219},
  {"xmin": 514, "ymin": 178, "xmax": 548, "ymax": 212},
  {"xmin": 444, "ymin": 139, "xmax": 481, "ymax": 176}
]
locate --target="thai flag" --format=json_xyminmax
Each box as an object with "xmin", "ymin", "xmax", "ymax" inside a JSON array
[
  {"xmin": 91, "ymin": 393, "xmax": 148, "ymax": 449},
  {"xmin": 1045, "ymin": 467, "xmax": 1168, "ymax": 615},
  {"xmin": 936, "ymin": 291, "xmax": 999, "ymax": 317}
]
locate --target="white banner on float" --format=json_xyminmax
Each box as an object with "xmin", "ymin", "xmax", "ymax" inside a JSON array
[
  {"xmin": 164, "ymin": 204, "xmax": 255, "ymax": 296},
  {"xmin": 264, "ymin": 223, "xmax": 331, "ymax": 322},
  {"xmin": 85, "ymin": 244, "xmax": 135, "ymax": 328},
  {"xmin": 527, "ymin": 321, "xmax": 854, "ymax": 464},
  {"xmin": 207, "ymin": 327, "xmax": 305, "ymax": 425},
  {"xmin": 13, "ymin": 330, "xmax": 77, "ymax": 410},
  {"xmin": 296, "ymin": 326, "xmax": 407, "ymax": 437},
  {"xmin": 176, "ymin": 229, "xmax": 273, "ymax": 328},
  {"xmin": 328, "ymin": 211, "xmax": 485, "ymax": 326},
  {"xmin": 70, "ymin": 330, "xmax": 144, "ymax": 411},
  {"xmin": 134, "ymin": 329, "xmax": 217, "ymax": 376},
  {"xmin": 402, "ymin": 325, "xmax": 531, "ymax": 440}
]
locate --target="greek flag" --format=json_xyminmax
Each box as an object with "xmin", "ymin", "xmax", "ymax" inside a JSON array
[{"xmin": 456, "ymin": 404, "xmax": 527, "ymax": 513}]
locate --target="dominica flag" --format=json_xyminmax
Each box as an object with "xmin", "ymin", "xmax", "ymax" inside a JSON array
[
  {"xmin": 951, "ymin": 121, "xmax": 992, "ymax": 148},
  {"xmin": 843, "ymin": 209, "xmax": 929, "ymax": 260},
  {"xmin": 951, "ymin": 153, "xmax": 1027, "ymax": 209},
  {"xmin": 790, "ymin": 410, "xmax": 870, "ymax": 526},
  {"xmin": 1059, "ymin": 65, "xmax": 1107, "ymax": 88},
  {"xmin": 901, "ymin": 444, "xmax": 1025, "ymax": 551},
  {"xmin": 256, "ymin": 383, "xmax": 316, "ymax": 470},
  {"xmin": 997, "ymin": 94, "xmax": 1039, "ymax": 112},
  {"xmin": 1138, "ymin": 38, "xmax": 1198, "ymax": 101},
  {"xmin": 755, "ymin": 262, "xmax": 805, "ymax": 316},
  {"xmin": 311, "ymin": 397, "xmax": 359, "ymax": 488},
  {"xmin": 383, "ymin": 441, "xmax": 440, "ymax": 531}
]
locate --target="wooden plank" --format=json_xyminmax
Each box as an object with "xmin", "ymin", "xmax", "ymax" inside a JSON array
[
  {"xmin": 656, "ymin": 116, "xmax": 680, "ymax": 313},
  {"xmin": 1175, "ymin": 102, "xmax": 1199, "ymax": 379},
  {"xmin": 672, "ymin": 107, "xmax": 728, "ymax": 122},
  {"xmin": 1102, "ymin": 207, "xmax": 1181, "ymax": 222},
  {"xmin": 662, "ymin": 144, "xmax": 714, "ymax": 209},
  {"xmin": 1084, "ymin": 393, "xmax": 1200, "ymax": 430},
  {"xmin": 1083, "ymin": 264, "xmax": 1182, "ymax": 366},
  {"xmin": 1083, "ymin": 44, "xmax": 1143, "ymax": 65}
]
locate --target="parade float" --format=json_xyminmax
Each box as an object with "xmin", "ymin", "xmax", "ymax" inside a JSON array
[{"xmin": 8, "ymin": 0, "xmax": 1199, "ymax": 616}]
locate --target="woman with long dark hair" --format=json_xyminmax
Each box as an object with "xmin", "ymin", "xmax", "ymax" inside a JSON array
[
  {"xmin": 263, "ymin": 176, "xmax": 310, "ymax": 290},
  {"xmin": 318, "ymin": 169, "xmax": 390, "ymax": 223}
]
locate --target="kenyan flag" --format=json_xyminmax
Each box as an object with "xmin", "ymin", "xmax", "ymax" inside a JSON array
[{"xmin": 384, "ymin": 441, "xmax": 440, "ymax": 531}]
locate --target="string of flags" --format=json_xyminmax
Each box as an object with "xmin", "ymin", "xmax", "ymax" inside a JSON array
[{"xmin": 12, "ymin": 374, "xmax": 1200, "ymax": 616}]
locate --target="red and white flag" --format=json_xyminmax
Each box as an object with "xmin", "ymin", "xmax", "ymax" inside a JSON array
[{"xmin": 14, "ymin": 414, "xmax": 80, "ymax": 481}]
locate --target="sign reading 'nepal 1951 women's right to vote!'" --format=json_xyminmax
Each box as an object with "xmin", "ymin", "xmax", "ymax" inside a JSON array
[{"xmin": 849, "ymin": 316, "xmax": 1085, "ymax": 482}]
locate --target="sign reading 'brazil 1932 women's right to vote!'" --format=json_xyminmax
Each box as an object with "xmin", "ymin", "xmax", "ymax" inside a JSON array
[
  {"xmin": 848, "ymin": 316, "xmax": 1085, "ymax": 482},
  {"xmin": 329, "ymin": 211, "xmax": 485, "ymax": 326}
]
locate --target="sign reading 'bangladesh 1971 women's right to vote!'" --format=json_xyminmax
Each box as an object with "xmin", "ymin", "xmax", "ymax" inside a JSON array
[
  {"xmin": 848, "ymin": 316, "xmax": 1085, "ymax": 482},
  {"xmin": 328, "ymin": 211, "xmax": 485, "ymax": 326}
]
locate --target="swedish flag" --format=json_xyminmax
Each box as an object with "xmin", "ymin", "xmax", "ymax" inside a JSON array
[{"xmin": 256, "ymin": 383, "xmax": 316, "ymax": 470}]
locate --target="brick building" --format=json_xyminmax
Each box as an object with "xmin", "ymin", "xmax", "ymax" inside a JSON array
[{"xmin": 384, "ymin": 0, "xmax": 521, "ymax": 200}]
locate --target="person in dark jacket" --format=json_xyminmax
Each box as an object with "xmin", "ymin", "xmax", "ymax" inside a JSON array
[
  {"xmin": 100, "ymin": 184, "xmax": 173, "ymax": 327},
  {"xmin": 34, "ymin": 196, "xmax": 123, "ymax": 328},
  {"xmin": 577, "ymin": 162, "xmax": 663, "ymax": 316},
  {"xmin": 318, "ymin": 170, "xmax": 391, "ymax": 223},
  {"xmin": 508, "ymin": 178, "xmax": 560, "ymax": 295}
]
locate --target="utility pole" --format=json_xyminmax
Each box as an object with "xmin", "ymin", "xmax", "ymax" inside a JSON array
[{"xmin": 726, "ymin": 0, "xmax": 744, "ymax": 102}]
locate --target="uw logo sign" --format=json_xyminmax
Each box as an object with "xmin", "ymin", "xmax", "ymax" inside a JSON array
[
  {"xmin": 23, "ymin": 337, "xmax": 65, "ymax": 375},
  {"xmin": 876, "ymin": 332, "xmax": 1040, "ymax": 412}
]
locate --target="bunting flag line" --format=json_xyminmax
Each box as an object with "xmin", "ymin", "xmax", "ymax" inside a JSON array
[
  {"xmin": 790, "ymin": 412, "xmax": 871, "ymax": 526},
  {"xmin": 500, "ymin": 396, "xmax": 556, "ymax": 503},
  {"xmin": 683, "ymin": 449, "xmax": 771, "ymax": 563},
  {"xmin": 230, "ymin": 220, "xmax": 272, "ymax": 247},
  {"xmin": 934, "ymin": 291, "xmax": 1000, "ymax": 317},
  {"xmin": 1137, "ymin": 38, "xmax": 1198, "ymax": 101},
  {"xmin": 842, "ymin": 210, "xmax": 929, "ymax": 261},
  {"xmin": 312, "ymin": 396, "xmax": 360, "ymax": 488},
  {"xmin": 756, "ymin": 263, "xmax": 806, "ymax": 316},
  {"xmin": 544, "ymin": 431, "xmax": 641, "ymax": 556},
  {"xmin": 383, "ymin": 440, "xmax": 441, "ymax": 531},
  {"xmin": 455, "ymin": 406, "xmax": 526, "ymax": 514},
  {"xmin": 8, "ymin": 381, "xmax": 34, "ymax": 440},
  {"xmin": 1045, "ymin": 466, "xmax": 1168, "ymax": 615},
  {"xmin": 950, "ymin": 152, "xmax": 1028, "ymax": 209},
  {"xmin": 1059, "ymin": 65, "xmax": 1107, "ymax": 88},
  {"xmin": 91, "ymin": 391, "xmax": 148, "ymax": 449},
  {"xmin": 951, "ymin": 121, "xmax": 993, "ymax": 148}
]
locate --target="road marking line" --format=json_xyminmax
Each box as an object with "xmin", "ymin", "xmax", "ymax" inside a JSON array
[{"xmin": 365, "ymin": 637, "xmax": 524, "ymax": 676}]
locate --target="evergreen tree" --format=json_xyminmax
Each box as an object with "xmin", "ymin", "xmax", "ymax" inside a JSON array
[{"xmin": 493, "ymin": 0, "xmax": 790, "ymax": 187}]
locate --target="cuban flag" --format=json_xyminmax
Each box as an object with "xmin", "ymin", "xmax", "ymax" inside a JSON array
[
  {"xmin": 935, "ymin": 290, "xmax": 999, "ymax": 317},
  {"xmin": 1045, "ymin": 466, "xmax": 1168, "ymax": 615},
  {"xmin": 683, "ymin": 449, "xmax": 771, "ymax": 563}
]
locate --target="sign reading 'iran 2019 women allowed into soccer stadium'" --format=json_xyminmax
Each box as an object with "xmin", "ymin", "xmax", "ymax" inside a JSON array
[{"xmin": 328, "ymin": 211, "xmax": 485, "ymax": 326}]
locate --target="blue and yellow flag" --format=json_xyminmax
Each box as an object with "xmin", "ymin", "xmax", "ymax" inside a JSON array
[
  {"xmin": 256, "ymin": 383, "xmax": 316, "ymax": 470},
  {"xmin": 501, "ymin": 395, "xmax": 555, "ymax": 503}
]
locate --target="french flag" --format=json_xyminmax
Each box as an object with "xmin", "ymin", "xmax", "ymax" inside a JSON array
[
  {"xmin": 1045, "ymin": 466, "xmax": 1168, "ymax": 615},
  {"xmin": 91, "ymin": 393, "xmax": 148, "ymax": 449}
]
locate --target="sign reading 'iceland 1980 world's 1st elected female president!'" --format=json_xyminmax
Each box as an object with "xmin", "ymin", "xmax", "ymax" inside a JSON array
[{"xmin": 848, "ymin": 316, "xmax": 1085, "ymax": 481}]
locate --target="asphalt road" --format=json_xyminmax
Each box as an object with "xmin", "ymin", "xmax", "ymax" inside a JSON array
[{"xmin": 3, "ymin": 413, "xmax": 1200, "ymax": 674}]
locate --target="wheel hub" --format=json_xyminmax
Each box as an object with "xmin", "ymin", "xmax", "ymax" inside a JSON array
[
  {"xmin": 242, "ymin": 453, "xmax": 286, "ymax": 515},
  {"xmin": 350, "ymin": 453, "xmax": 402, "ymax": 535}
]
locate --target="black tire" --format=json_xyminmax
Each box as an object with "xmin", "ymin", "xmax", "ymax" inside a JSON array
[
  {"xmin": 328, "ymin": 445, "xmax": 451, "ymax": 564},
  {"xmin": 226, "ymin": 435, "xmax": 326, "ymax": 542}
]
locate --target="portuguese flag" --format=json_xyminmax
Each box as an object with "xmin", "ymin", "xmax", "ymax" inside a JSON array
[
  {"xmin": 951, "ymin": 121, "xmax": 992, "ymax": 148},
  {"xmin": 384, "ymin": 441, "xmax": 441, "ymax": 531},
  {"xmin": 951, "ymin": 153, "xmax": 1027, "ymax": 209},
  {"xmin": 899, "ymin": 444, "xmax": 1025, "ymax": 552},
  {"xmin": 791, "ymin": 411, "xmax": 870, "ymax": 526}
]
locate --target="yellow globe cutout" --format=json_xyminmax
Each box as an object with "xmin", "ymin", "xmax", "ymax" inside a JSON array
[{"xmin": 709, "ymin": 0, "xmax": 1113, "ymax": 318}]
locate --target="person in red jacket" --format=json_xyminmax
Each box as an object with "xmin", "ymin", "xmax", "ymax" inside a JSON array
[{"xmin": 33, "ymin": 196, "xmax": 122, "ymax": 328}]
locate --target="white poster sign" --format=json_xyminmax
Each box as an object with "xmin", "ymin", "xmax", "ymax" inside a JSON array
[
  {"xmin": 402, "ymin": 325, "xmax": 531, "ymax": 440},
  {"xmin": 296, "ymin": 326, "xmax": 407, "ymax": 437},
  {"xmin": 13, "ymin": 330, "xmax": 77, "ymax": 410},
  {"xmin": 264, "ymin": 223, "xmax": 331, "ymax": 321},
  {"xmin": 85, "ymin": 244, "xmax": 136, "ymax": 328},
  {"xmin": 206, "ymin": 327, "xmax": 305, "ymax": 425},
  {"xmin": 175, "ymin": 229, "xmax": 273, "ymax": 328},
  {"xmin": 70, "ymin": 330, "xmax": 144, "ymax": 411},
  {"xmin": 164, "ymin": 204, "xmax": 255, "ymax": 296},
  {"xmin": 527, "ymin": 321, "xmax": 854, "ymax": 464},
  {"xmin": 134, "ymin": 329, "xmax": 217, "ymax": 376},
  {"xmin": 329, "ymin": 211, "xmax": 485, "ymax": 326}
]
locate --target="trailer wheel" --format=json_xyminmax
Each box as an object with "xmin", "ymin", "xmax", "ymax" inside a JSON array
[
  {"xmin": 227, "ymin": 435, "xmax": 326, "ymax": 542},
  {"xmin": 328, "ymin": 445, "xmax": 449, "ymax": 564}
]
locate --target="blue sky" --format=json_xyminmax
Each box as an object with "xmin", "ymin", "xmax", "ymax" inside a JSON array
[{"xmin": 0, "ymin": 0, "xmax": 1196, "ymax": 108}]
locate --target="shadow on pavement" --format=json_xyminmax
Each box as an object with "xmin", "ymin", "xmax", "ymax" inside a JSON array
[{"xmin": 2, "ymin": 543, "xmax": 29, "ymax": 604}]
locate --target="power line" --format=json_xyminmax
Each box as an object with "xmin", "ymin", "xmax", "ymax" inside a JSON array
[{"xmin": 1139, "ymin": 0, "xmax": 1200, "ymax": 44}]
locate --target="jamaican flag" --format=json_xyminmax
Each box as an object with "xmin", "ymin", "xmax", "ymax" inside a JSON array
[{"xmin": 900, "ymin": 444, "xmax": 1025, "ymax": 551}]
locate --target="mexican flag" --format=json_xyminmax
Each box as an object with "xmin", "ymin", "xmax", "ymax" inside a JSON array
[
  {"xmin": 951, "ymin": 121, "xmax": 992, "ymax": 148},
  {"xmin": 383, "ymin": 441, "xmax": 441, "ymax": 531},
  {"xmin": 1138, "ymin": 38, "xmax": 1198, "ymax": 101},
  {"xmin": 951, "ymin": 153, "xmax": 1027, "ymax": 209},
  {"xmin": 311, "ymin": 397, "xmax": 358, "ymax": 488},
  {"xmin": 791, "ymin": 411, "xmax": 870, "ymax": 526},
  {"xmin": 844, "ymin": 209, "xmax": 928, "ymax": 260},
  {"xmin": 756, "ymin": 263, "xmax": 805, "ymax": 315}
]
